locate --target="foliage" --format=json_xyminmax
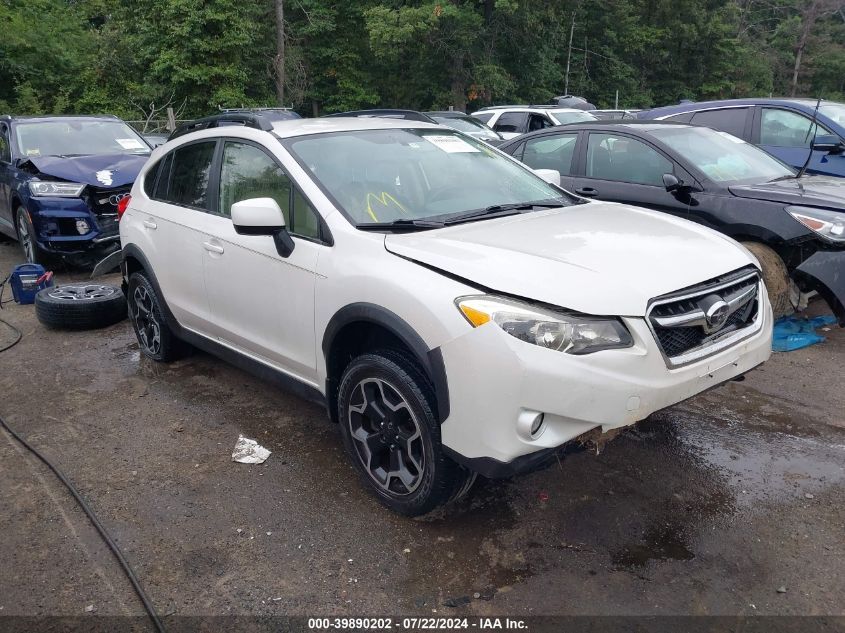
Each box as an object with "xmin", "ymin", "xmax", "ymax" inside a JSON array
[{"xmin": 0, "ymin": 0, "xmax": 843, "ymax": 118}]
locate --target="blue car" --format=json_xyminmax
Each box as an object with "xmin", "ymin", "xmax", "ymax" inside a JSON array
[
  {"xmin": 638, "ymin": 98, "xmax": 845, "ymax": 178},
  {"xmin": 0, "ymin": 115, "xmax": 151, "ymax": 267}
]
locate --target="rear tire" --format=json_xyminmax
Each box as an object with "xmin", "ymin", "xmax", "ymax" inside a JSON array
[
  {"xmin": 127, "ymin": 271, "xmax": 184, "ymax": 362},
  {"xmin": 337, "ymin": 349, "xmax": 474, "ymax": 516},
  {"xmin": 741, "ymin": 241, "xmax": 792, "ymax": 320}
]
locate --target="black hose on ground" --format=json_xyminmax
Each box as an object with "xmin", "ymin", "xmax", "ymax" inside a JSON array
[{"xmin": 0, "ymin": 414, "xmax": 166, "ymax": 633}]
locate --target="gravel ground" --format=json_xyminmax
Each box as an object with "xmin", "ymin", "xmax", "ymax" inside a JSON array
[{"xmin": 1, "ymin": 236, "xmax": 844, "ymax": 625}]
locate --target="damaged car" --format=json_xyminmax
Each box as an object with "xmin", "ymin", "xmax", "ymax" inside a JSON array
[
  {"xmin": 0, "ymin": 114, "xmax": 152, "ymax": 267},
  {"xmin": 119, "ymin": 113, "xmax": 772, "ymax": 516},
  {"xmin": 499, "ymin": 121, "xmax": 845, "ymax": 324}
]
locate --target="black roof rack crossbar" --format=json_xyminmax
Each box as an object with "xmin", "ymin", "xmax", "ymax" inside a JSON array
[{"xmin": 169, "ymin": 112, "xmax": 275, "ymax": 140}]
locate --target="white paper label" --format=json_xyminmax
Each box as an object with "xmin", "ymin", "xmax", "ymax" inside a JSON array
[
  {"xmin": 116, "ymin": 138, "xmax": 146, "ymax": 150},
  {"xmin": 423, "ymin": 135, "xmax": 479, "ymax": 153}
]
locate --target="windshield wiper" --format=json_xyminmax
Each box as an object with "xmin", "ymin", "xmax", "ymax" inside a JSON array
[
  {"xmin": 442, "ymin": 201, "xmax": 563, "ymax": 225},
  {"xmin": 356, "ymin": 218, "xmax": 444, "ymax": 231},
  {"xmin": 769, "ymin": 174, "xmax": 798, "ymax": 182}
]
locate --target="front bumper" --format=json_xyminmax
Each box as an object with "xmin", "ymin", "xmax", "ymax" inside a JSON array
[
  {"xmin": 28, "ymin": 197, "xmax": 120, "ymax": 260},
  {"xmin": 793, "ymin": 249, "xmax": 845, "ymax": 326},
  {"xmin": 438, "ymin": 292, "xmax": 773, "ymax": 477}
]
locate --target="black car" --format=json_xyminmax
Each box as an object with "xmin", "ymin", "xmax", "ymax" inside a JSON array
[
  {"xmin": 0, "ymin": 115, "xmax": 152, "ymax": 267},
  {"xmin": 424, "ymin": 111, "xmax": 504, "ymax": 145},
  {"xmin": 498, "ymin": 121, "xmax": 845, "ymax": 323}
]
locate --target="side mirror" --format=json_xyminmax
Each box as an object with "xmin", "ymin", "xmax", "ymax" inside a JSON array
[
  {"xmin": 811, "ymin": 134, "xmax": 845, "ymax": 155},
  {"xmin": 231, "ymin": 197, "xmax": 295, "ymax": 258},
  {"xmin": 534, "ymin": 168, "xmax": 561, "ymax": 187},
  {"xmin": 662, "ymin": 173, "xmax": 681, "ymax": 192}
]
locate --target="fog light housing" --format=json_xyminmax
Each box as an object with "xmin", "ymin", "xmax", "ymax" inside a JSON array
[
  {"xmin": 517, "ymin": 409, "xmax": 545, "ymax": 440},
  {"xmin": 75, "ymin": 219, "xmax": 90, "ymax": 235}
]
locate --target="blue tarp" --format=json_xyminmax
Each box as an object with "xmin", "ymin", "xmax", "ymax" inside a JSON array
[{"xmin": 772, "ymin": 314, "xmax": 838, "ymax": 352}]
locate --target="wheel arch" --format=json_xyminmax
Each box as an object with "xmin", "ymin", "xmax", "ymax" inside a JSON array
[{"xmin": 322, "ymin": 303, "xmax": 450, "ymax": 425}]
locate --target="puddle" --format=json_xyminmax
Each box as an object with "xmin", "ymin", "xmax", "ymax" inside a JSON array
[{"xmin": 612, "ymin": 524, "xmax": 695, "ymax": 569}]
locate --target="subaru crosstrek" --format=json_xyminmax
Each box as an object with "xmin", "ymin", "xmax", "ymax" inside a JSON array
[
  {"xmin": 118, "ymin": 113, "xmax": 773, "ymax": 516},
  {"xmin": 0, "ymin": 115, "xmax": 151, "ymax": 267}
]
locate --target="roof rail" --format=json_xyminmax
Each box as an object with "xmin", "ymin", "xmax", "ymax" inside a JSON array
[
  {"xmin": 476, "ymin": 105, "xmax": 529, "ymax": 111},
  {"xmin": 323, "ymin": 109, "xmax": 437, "ymax": 123},
  {"xmin": 169, "ymin": 112, "xmax": 275, "ymax": 141}
]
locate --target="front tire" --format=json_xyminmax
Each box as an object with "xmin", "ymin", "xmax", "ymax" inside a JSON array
[
  {"xmin": 337, "ymin": 350, "xmax": 473, "ymax": 516},
  {"xmin": 127, "ymin": 271, "xmax": 183, "ymax": 362},
  {"xmin": 16, "ymin": 208, "xmax": 53, "ymax": 267},
  {"xmin": 741, "ymin": 241, "xmax": 792, "ymax": 319}
]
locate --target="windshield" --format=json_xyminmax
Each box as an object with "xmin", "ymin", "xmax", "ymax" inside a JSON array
[
  {"xmin": 432, "ymin": 115, "xmax": 497, "ymax": 137},
  {"xmin": 14, "ymin": 119, "xmax": 150, "ymax": 158},
  {"xmin": 286, "ymin": 128, "xmax": 570, "ymax": 226},
  {"xmin": 550, "ymin": 110, "xmax": 597, "ymax": 125},
  {"xmin": 820, "ymin": 104, "xmax": 845, "ymax": 128},
  {"xmin": 650, "ymin": 126, "xmax": 794, "ymax": 183}
]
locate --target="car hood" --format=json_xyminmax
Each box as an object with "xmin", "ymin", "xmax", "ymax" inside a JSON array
[
  {"xmin": 384, "ymin": 202, "xmax": 754, "ymax": 316},
  {"xmin": 21, "ymin": 153, "xmax": 149, "ymax": 188},
  {"xmin": 729, "ymin": 176, "xmax": 845, "ymax": 211}
]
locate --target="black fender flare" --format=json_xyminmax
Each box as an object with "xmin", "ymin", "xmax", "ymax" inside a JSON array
[{"xmin": 322, "ymin": 303, "xmax": 450, "ymax": 423}]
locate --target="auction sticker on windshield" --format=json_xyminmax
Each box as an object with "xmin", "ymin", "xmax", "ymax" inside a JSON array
[
  {"xmin": 116, "ymin": 138, "xmax": 146, "ymax": 150},
  {"xmin": 423, "ymin": 135, "xmax": 479, "ymax": 153}
]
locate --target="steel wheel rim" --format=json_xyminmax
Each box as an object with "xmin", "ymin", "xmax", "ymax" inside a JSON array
[
  {"xmin": 131, "ymin": 285, "xmax": 161, "ymax": 355},
  {"xmin": 17, "ymin": 214, "xmax": 33, "ymax": 263},
  {"xmin": 48, "ymin": 285, "xmax": 117, "ymax": 301},
  {"xmin": 347, "ymin": 377, "xmax": 425, "ymax": 496}
]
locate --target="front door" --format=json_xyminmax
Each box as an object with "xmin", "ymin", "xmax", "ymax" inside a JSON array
[
  {"xmin": 201, "ymin": 139, "xmax": 324, "ymax": 383},
  {"xmin": 757, "ymin": 106, "xmax": 845, "ymax": 177},
  {"xmin": 0, "ymin": 122, "xmax": 15, "ymax": 238}
]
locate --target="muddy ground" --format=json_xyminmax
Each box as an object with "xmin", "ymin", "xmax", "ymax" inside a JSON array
[{"xmin": 1, "ymin": 236, "xmax": 844, "ymax": 624}]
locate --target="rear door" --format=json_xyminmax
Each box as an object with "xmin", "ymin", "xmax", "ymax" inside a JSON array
[
  {"xmin": 516, "ymin": 131, "xmax": 580, "ymax": 191},
  {"xmin": 140, "ymin": 140, "xmax": 218, "ymax": 334},
  {"xmin": 689, "ymin": 107, "xmax": 752, "ymax": 140},
  {"xmin": 493, "ymin": 112, "xmax": 529, "ymax": 138},
  {"xmin": 569, "ymin": 131, "xmax": 698, "ymax": 217},
  {"xmin": 754, "ymin": 106, "xmax": 845, "ymax": 176},
  {"xmin": 0, "ymin": 122, "xmax": 14, "ymax": 238}
]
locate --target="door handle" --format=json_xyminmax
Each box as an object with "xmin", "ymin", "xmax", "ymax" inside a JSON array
[
  {"xmin": 574, "ymin": 187, "xmax": 598, "ymax": 197},
  {"xmin": 142, "ymin": 219, "xmax": 157, "ymax": 229},
  {"xmin": 202, "ymin": 241, "xmax": 224, "ymax": 254}
]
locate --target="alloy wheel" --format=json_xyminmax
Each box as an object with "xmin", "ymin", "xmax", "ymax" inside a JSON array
[
  {"xmin": 347, "ymin": 377, "xmax": 425, "ymax": 495},
  {"xmin": 17, "ymin": 214, "xmax": 33, "ymax": 263},
  {"xmin": 131, "ymin": 285, "xmax": 161, "ymax": 355}
]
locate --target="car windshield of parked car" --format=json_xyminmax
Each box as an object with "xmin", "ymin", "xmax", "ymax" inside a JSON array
[
  {"xmin": 14, "ymin": 119, "xmax": 150, "ymax": 158},
  {"xmin": 819, "ymin": 104, "xmax": 845, "ymax": 127},
  {"xmin": 286, "ymin": 128, "xmax": 570, "ymax": 226},
  {"xmin": 432, "ymin": 116, "xmax": 497, "ymax": 136},
  {"xmin": 649, "ymin": 126, "xmax": 794, "ymax": 183},
  {"xmin": 551, "ymin": 110, "xmax": 598, "ymax": 124}
]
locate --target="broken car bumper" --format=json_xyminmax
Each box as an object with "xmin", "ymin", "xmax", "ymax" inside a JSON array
[
  {"xmin": 438, "ymin": 293, "xmax": 773, "ymax": 478},
  {"xmin": 794, "ymin": 249, "xmax": 845, "ymax": 326}
]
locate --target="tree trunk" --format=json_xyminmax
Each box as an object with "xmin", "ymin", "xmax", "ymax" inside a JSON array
[
  {"xmin": 273, "ymin": 0, "xmax": 285, "ymax": 106},
  {"xmin": 791, "ymin": 0, "xmax": 824, "ymax": 97},
  {"xmin": 451, "ymin": 55, "xmax": 466, "ymax": 111}
]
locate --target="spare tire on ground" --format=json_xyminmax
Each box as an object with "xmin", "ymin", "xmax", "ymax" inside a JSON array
[{"xmin": 35, "ymin": 284, "xmax": 127, "ymax": 330}]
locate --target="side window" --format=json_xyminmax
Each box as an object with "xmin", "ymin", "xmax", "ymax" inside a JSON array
[
  {"xmin": 0, "ymin": 124, "xmax": 10, "ymax": 163},
  {"xmin": 473, "ymin": 112, "xmax": 494, "ymax": 125},
  {"xmin": 522, "ymin": 134, "xmax": 578, "ymax": 175},
  {"xmin": 690, "ymin": 108, "xmax": 748, "ymax": 138},
  {"xmin": 509, "ymin": 141, "xmax": 526, "ymax": 161},
  {"xmin": 586, "ymin": 133, "xmax": 673, "ymax": 186},
  {"xmin": 143, "ymin": 159, "xmax": 161, "ymax": 198},
  {"xmin": 219, "ymin": 141, "xmax": 321, "ymax": 239},
  {"xmin": 167, "ymin": 141, "xmax": 216, "ymax": 209},
  {"xmin": 494, "ymin": 112, "xmax": 528, "ymax": 134},
  {"xmin": 761, "ymin": 108, "xmax": 829, "ymax": 147},
  {"xmin": 153, "ymin": 153, "xmax": 173, "ymax": 200},
  {"xmin": 528, "ymin": 114, "xmax": 553, "ymax": 132}
]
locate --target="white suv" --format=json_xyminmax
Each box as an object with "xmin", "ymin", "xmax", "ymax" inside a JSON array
[
  {"xmin": 118, "ymin": 113, "xmax": 772, "ymax": 516},
  {"xmin": 472, "ymin": 106, "xmax": 598, "ymax": 138}
]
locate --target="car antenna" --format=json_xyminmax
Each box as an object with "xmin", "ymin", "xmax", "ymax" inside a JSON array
[{"xmin": 795, "ymin": 97, "xmax": 822, "ymax": 179}]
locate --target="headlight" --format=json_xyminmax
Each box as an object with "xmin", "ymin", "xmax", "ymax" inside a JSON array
[
  {"xmin": 29, "ymin": 181, "xmax": 85, "ymax": 197},
  {"xmin": 456, "ymin": 295, "xmax": 633, "ymax": 354},
  {"xmin": 787, "ymin": 206, "xmax": 845, "ymax": 243}
]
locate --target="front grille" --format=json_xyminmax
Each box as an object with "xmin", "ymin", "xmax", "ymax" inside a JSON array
[
  {"xmin": 84, "ymin": 186, "xmax": 129, "ymax": 237},
  {"xmin": 648, "ymin": 269, "xmax": 761, "ymax": 365}
]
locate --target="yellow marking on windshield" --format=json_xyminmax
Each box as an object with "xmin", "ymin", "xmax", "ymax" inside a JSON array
[{"xmin": 365, "ymin": 191, "xmax": 407, "ymax": 222}]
